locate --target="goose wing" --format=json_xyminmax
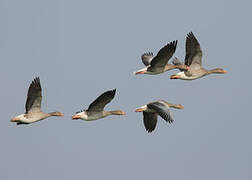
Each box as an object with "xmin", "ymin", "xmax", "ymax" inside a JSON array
[
  {"xmin": 172, "ymin": 57, "xmax": 185, "ymax": 72},
  {"xmin": 147, "ymin": 101, "xmax": 174, "ymax": 123},
  {"xmin": 141, "ymin": 52, "xmax": 154, "ymax": 66},
  {"xmin": 87, "ymin": 89, "xmax": 116, "ymax": 112},
  {"xmin": 143, "ymin": 112, "xmax": 158, "ymax": 133},
  {"xmin": 172, "ymin": 57, "xmax": 183, "ymax": 66},
  {"xmin": 150, "ymin": 40, "xmax": 177, "ymax": 68},
  {"xmin": 25, "ymin": 77, "xmax": 42, "ymax": 113},
  {"xmin": 185, "ymin": 32, "xmax": 202, "ymax": 66}
]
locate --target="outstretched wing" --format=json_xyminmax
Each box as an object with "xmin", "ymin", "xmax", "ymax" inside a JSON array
[
  {"xmin": 185, "ymin": 32, "xmax": 202, "ymax": 66},
  {"xmin": 150, "ymin": 40, "xmax": 177, "ymax": 68},
  {"xmin": 87, "ymin": 89, "xmax": 116, "ymax": 112},
  {"xmin": 147, "ymin": 101, "xmax": 174, "ymax": 123},
  {"xmin": 25, "ymin": 77, "xmax": 42, "ymax": 113},
  {"xmin": 141, "ymin": 52, "xmax": 154, "ymax": 66},
  {"xmin": 172, "ymin": 57, "xmax": 183, "ymax": 66},
  {"xmin": 143, "ymin": 112, "xmax": 158, "ymax": 133},
  {"xmin": 172, "ymin": 57, "xmax": 186, "ymax": 72}
]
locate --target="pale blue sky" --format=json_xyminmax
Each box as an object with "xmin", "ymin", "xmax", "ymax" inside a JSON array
[{"xmin": 1, "ymin": 0, "xmax": 252, "ymax": 179}]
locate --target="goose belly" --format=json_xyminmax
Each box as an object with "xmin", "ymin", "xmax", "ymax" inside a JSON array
[
  {"xmin": 179, "ymin": 71, "xmax": 206, "ymax": 80},
  {"xmin": 180, "ymin": 75, "xmax": 202, "ymax": 80},
  {"xmin": 17, "ymin": 114, "xmax": 44, "ymax": 123},
  {"xmin": 84, "ymin": 112, "xmax": 104, "ymax": 121}
]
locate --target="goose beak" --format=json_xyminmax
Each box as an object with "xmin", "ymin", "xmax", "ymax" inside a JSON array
[
  {"xmin": 72, "ymin": 115, "xmax": 81, "ymax": 120},
  {"xmin": 223, "ymin": 70, "xmax": 227, "ymax": 73},
  {"xmin": 134, "ymin": 71, "xmax": 145, "ymax": 75},
  {"xmin": 170, "ymin": 75, "xmax": 180, "ymax": 79},
  {"xmin": 10, "ymin": 117, "xmax": 19, "ymax": 122},
  {"xmin": 135, "ymin": 108, "xmax": 145, "ymax": 112}
]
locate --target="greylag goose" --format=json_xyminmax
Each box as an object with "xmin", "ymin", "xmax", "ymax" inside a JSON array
[
  {"xmin": 170, "ymin": 32, "xmax": 227, "ymax": 80},
  {"xmin": 134, "ymin": 40, "xmax": 188, "ymax": 75},
  {"xmin": 72, "ymin": 89, "xmax": 125, "ymax": 121},
  {"xmin": 135, "ymin": 100, "xmax": 184, "ymax": 133},
  {"xmin": 11, "ymin": 77, "xmax": 64, "ymax": 125}
]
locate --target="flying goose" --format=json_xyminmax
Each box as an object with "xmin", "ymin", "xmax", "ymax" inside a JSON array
[
  {"xmin": 134, "ymin": 40, "xmax": 188, "ymax": 75},
  {"xmin": 170, "ymin": 32, "xmax": 227, "ymax": 80},
  {"xmin": 72, "ymin": 89, "xmax": 125, "ymax": 121},
  {"xmin": 135, "ymin": 100, "xmax": 184, "ymax": 133},
  {"xmin": 11, "ymin": 77, "xmax": 64, "ymax": 125}
]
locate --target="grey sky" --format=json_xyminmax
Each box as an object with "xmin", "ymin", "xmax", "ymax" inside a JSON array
[{"xmin": 1, "ymin": 0, "xmax": 252, "ymax": 179}]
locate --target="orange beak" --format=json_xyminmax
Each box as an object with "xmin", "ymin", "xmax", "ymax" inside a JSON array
[
  {"xmin": 135, "ymin": 71, "xmax": 145, "ymax": 75},
  {"xmin": 186, "ymin": 66, "xmax": 190, "ymax": 70},
  {"xmin": 10, "ymin": 117, "xmax": 19, "ymax": 122},
  {"xmin": 223, "ymin": 70, "xmax": 227, "ymax": 73},
  {"xmin": 170, "ymin": 75, "xmax": 180, "ymax": 79},
  {"xmin": 135, "ymin": 108, "xmax": 145, "ymax": 112},
  {"xmin": 72, "ymin": 115, "xmax": 81, "ymax": 120}
]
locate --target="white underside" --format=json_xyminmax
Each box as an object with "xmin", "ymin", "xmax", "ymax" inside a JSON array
[
  {"xmin": 134, "ymin": 67, "xmax": 162, "ymax": 75},
  {"xmin": 175, "ymin": 72, "xmax": 202, "ymax": 80},
  {"xmin": 14, "ymin": 114, "xmax": 44, "ymax": 123},
  {"xmin": 76, "ymin": 111, "xmax": 104, "ymax": 121}
]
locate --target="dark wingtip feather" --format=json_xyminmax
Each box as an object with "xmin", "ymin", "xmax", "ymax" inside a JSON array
[
  {"xmin": 187, "ymin": 32, "xmax": 196, "ymax": 40},
  {"xmin": 172, "ymin": 57, "xmax": 182, "ymax": 65},
  {"xmin": 167, "ymin": 118, "xmax": 174, "ymax": 124},
  {"xmin": 31, "ymin": 77, "xmax": 41, "ymax": 90},
  {"xmin": 174, "ymin": 40, "xmax": 178, "ymax": 48},
  {"xmin": 34, "ymin": 76, "xmax": 40, "ymax": 83},
  {"xmin": 169, "ymin": 40, "xmax": 178, "ymax": 52},
  {"xmin": 141, "ymin": 52, "xmax": 153, "ymax": 57},
  {"xmin": 168, "ymin": 40, "xmax": 178, "ymax": 49},
  {"xmin": 103, "ymin": 89, "xmax": 116, "ymax": 98},
  {"xmin": 188, "ymin": 31, "xmax": 193, "ymax": 36},
  {"xmin": 110, "ymin": 89, "xmax": 116, "ymax": 96},
  {"xmin": 146, "ymin": 129, "xmax": 154, "ymax": 133}
]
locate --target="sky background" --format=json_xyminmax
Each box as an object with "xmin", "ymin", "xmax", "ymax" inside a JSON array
[{"xmin": 1, "ymin": 0, "xmax": 252, "ymax": 179}]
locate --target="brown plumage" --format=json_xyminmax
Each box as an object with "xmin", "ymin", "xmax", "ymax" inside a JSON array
[
  {"xmin": 72, "ymin": 89, "xmax": 126, "ymax": 121},
  {"xmin": 10, "ymin": 77, "xmax": 64, "ymax": 125},
  {"xmin": 134, "ymin": 40, "xmax": 189, "ymax": 75},
  {"xmin": 170, "ymin": 32, "xmax": 227, "ymax": 80},
  {"xmin": 135, "ymin": 100, "xmax": 184, "ymax": 133}
]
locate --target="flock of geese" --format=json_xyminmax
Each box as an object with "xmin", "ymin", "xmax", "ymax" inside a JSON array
[{"xmin": 11, "ymin": 32, "xmax": 227, "ymax": 132}]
